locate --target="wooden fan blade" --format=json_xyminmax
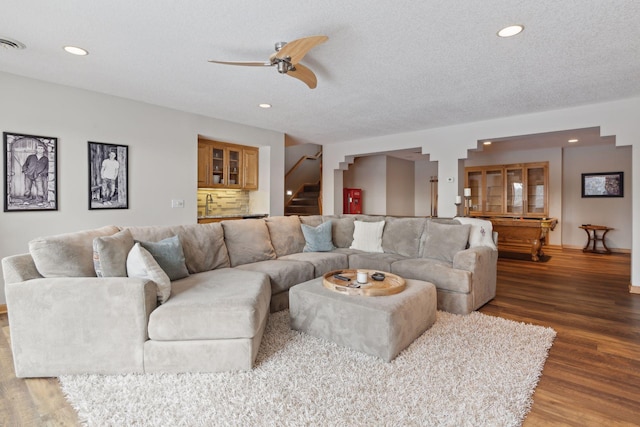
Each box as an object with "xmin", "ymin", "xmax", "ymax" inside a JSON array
[
  {"xmin": 275, "ymin": 35, "xmax": 328, "ymax": 65},
  {"xmin": 208, "ymin": 60, "xmax": 272, "ymax": 67},
  {"xmin": 286, "ymin": 63, "xmax": 318, "ymax": 89}
]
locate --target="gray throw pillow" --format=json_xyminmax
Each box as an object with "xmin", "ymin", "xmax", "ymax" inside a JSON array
[
  {"xmin": 301, "ymin": 221, "xmax": 336, "ymax": 252},
  {"xmin": 138, "ymin": 235, "xmax": 189, "ymax": 281},
  {"xmin": 93, "ymin": 229, "xmax": 135, "ymax": 277},
  {"xmin": 422, "ymin": 221, "xmax": 471, "ymax": 263}
]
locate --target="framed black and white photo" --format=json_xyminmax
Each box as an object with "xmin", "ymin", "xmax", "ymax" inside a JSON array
[
  {"xmin": 88, "ymin": 141, "xmax": 128, "ymax": 209},
  {"xmin": 581, "ymin": 171, "xmax": 624, "ymax": 198},
  {"xmin": 3, "ymin": 132, "xmax": 58, "ymax": 212}
]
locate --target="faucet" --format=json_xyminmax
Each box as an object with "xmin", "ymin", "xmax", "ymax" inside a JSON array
[{"xmin": 205, "ymin": 193, "xmax": 214, "ymax": 216}]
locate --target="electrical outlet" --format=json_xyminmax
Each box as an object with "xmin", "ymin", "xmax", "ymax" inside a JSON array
[
  {"xmin": 446, "ymin": 177, "xmax": 455, "ymax": 183},
  {"xmin": 171, "ymin": 199, "xmax": 185, "ymax": 208}
]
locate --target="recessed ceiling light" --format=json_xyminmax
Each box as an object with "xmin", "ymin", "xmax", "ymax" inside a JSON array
[
  {"xmin": 497, "ymin": 25, "xmax": 524, "ymax": 38},
  {"xmin": 63, "ymin": 46, "xmax": 88, "ymax": 56},
  {"xmin": 483, "ymin": 141, "xmax": 492, "ymax": 146},
  {"xmin": 568, "ymin": 139, "xmax": 579, "ymax": 143},
  {"xmin": 258, "ymin": 103, "xmax": 272, "ymax": 109}
]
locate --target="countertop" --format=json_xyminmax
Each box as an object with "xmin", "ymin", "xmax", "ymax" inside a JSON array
[{"xmin": 197, "ymin": 213, "xmax": 268, "ymax": 219}]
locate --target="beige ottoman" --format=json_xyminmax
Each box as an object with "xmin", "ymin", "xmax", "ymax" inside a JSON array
[{"xmin": 289, "ymin": 277, "xmax": 437, "ymax": 361}]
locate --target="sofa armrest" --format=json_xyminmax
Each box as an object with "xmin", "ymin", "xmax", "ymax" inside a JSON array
[
  {"xmin": 5, "ymin": 277, "xmax": 157, "ymax": 377},
  {"xmin": 2, "ymin": 253, "xmax": 43, "ymax": 284},
  {"xmin": 453, "ymin": 246, "xmax": 498, "ymax": 309}
]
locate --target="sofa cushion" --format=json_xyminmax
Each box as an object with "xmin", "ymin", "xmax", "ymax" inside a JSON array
[
  {"xmin": 350, "ymin": 220, "xmax": 385, "ymax": 253},
  {"xmin": 124, "ymin": 223, "xmax": 230, "ymax": 274},
  {"xmin": 222, "ymin": 219, "xmax": 276, "ymax": 267},
  {"xmin": 93, "ymin": 229, "xmax": 135, "ymax": 277},
  {"xmin": 29, "ymin": 225, "xmax": 120, "ymax": 277},
  {"xmin": 147, "ymin": 268, "xmax": 271, "ymax": 341},
  {"xmin": 324, "ymin": 216, "xmax": 355, "ymax": 248},
  {"xmin": 235, "ymin": 259, "xmax": 315, "ymax": 294},
  {"xmin": 299, "ymin": 215, "xmax": 324, "ymax": 227},
  {"xmin": 278, "ymin": 252, "xmax": 348, "ymax": 277},
  {"xmin": 382, "ymin": 217, "xmax": 426, "ymax": 257},
  {"xmin": 301, "ymin": 221, "xmax": 335, "ymax": 252},
  {"xmin": 138, "ymin": 236, "xmax": 189, "ymax": 281},
  {"xmin": 348, "ymin": 252, "xmax": 408, "ymax": 272},
  {"xmin": 455, "ymin": 217, "xmax": 497, "ymax": 250},
  {"xmin": 422, "ymin": 221, "xmax": 471, "ymax": 263},
  {"xmin": 126, "ymin": 243, "xmax": 172, "ymax": 303},
  {"xmin": 265, "ymin": 216, "xmax": 306, "ymax": 256},
  {"xmin": 391, "ymin": 258, "xmax": 472, "ymax": 294}
]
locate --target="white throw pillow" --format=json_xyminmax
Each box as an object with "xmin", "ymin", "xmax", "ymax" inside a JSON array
[
  {"xmin": 349, "ymin": 220, "xmax": 385, "ymax": 253},
  {"xmin": 455, "ymin": 217, "xmax": 497, "ymax": 250},
  {"xmin": 126, "ymin": 243, "xmax": 172, "ymax": 303}
]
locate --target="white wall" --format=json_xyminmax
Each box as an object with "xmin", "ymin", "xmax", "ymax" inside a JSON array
[
  {"xmin": 323, "ymin": 97, "xmax": 640, "ymax": 288},
  {"xmin": 284, "ymin": 143, "xmax": 321, "ymax": 172},
  {"xmin": 414, "ymin": 160, "xmax": 438, "ymax": 217},
  {"xmin": 562, "ymin": 144, "xmax": 632, "ymax": 250},
  {"xmin": 0, "ymin": 72, "xmax": 285, "ymax": 304}
]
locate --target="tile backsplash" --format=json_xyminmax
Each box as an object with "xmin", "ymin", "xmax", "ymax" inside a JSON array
[{"xmin": 197, "ymin": 189, "xmax": 249, "ymax": 217}]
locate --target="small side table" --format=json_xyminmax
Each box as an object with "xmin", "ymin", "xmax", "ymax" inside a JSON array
[{"xmin": 579, "ymin": 225, "xmax": 613, "ymax": 254}]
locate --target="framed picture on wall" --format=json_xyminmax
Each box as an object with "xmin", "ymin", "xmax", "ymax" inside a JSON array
[
  {"xmin": 581, "ymin": 171, "xmax": 624, "ymax": 198},
  {"xmin": 3, "ymin": 131, "xmax": 58, "ymax": 212},
  {"xmin": 88, "ymin": 141, "xmax": 129, "ymax": 209}
]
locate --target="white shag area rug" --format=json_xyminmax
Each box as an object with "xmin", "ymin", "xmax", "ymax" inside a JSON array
[{"xmin": 60, "ymin": 310, "xmax": 556, "ymax": 427}]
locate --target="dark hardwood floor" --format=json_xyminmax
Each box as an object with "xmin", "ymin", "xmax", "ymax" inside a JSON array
[{"xmin": 1, "ymin": 247, "xmax": 638, "ymax": 426}]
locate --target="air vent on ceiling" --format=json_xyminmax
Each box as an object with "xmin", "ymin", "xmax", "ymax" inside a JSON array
[{"xmin": 0, "ymin": 37, "xmax": 26, "ymax": 50}]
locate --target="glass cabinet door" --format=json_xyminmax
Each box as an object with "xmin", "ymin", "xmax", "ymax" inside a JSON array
[
  {"xmin": 467, "ymin": 170, "xmax": 483, "ymax": 214},
  {"xmin": 525, "ymin": 166, "xmax": 546, "ymax": 215},
  {"xmin": 227, "ymin": 147, "xmax": 241, "ymax": 187},
  {"xmin": 505, "ymin": 167, "xmax": 523, "ymax": 216},
  {"xmin": 484, "ymin": 168, "xmax": 504, "ymax": 214},
  {"xmin": 211, "ymin": 147, "xmax": 224, "ymax": 186}
]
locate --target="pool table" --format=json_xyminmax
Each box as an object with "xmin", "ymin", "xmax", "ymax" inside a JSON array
[{"xmin": 487, "ymin": 217, "xmax": 558, "ymax": 261}]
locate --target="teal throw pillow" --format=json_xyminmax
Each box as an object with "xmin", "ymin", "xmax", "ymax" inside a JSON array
[
  {"xmin": 301, "ymin": 221, "xmax": 336, "ymax": 252},
  {"xmin": 137, "ymin": 235, "xmax": 189, "ymax": 281}
]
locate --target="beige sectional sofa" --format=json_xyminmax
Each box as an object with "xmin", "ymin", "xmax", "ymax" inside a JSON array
[{"xmin": 2, "ymin": 214, "xmax": 497, "ymax": 378}]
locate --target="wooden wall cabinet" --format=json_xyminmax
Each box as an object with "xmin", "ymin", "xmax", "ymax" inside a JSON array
[
  {"xmin": 242, "ymin": 147, "xmax": 259, "ymax": 190},
  {"xmin": 198, "ymin": 138, "xmax": 258, "ymax": 189},
  {"xmin": 465, "ymin": 162, "xmax": 549, "ymax": 217}
]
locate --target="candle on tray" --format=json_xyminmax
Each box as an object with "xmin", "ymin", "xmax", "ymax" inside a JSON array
[{"xmin": 455, "ymin": 195, "xmax": 462, "ymax": 204}]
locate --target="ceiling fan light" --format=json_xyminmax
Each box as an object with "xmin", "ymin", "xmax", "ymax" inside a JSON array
[{"xmin": 497, "ymin": 25, "xmax": 524, "ymax": 38}]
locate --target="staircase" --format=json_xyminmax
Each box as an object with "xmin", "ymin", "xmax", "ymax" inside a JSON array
[{"xmin": 285, "ymin": 183, "xmax": 321, "ymax": 216}]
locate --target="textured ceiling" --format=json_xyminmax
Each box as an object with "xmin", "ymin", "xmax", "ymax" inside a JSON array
[{"xmin": 1, "ymin": 1, "xmax": 639, "ymax": 146}]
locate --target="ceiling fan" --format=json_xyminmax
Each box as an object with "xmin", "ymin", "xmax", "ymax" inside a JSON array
[{"xmin": 208, "ymin": 35, "xmax": 328, "ymax": 89}]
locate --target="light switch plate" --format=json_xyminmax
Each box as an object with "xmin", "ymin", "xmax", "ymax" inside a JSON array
[{"xmin": 171, "ymin": 199, "xmax": 185, "ymax": 208}]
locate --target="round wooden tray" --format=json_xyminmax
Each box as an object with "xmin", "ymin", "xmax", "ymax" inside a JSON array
[{"xmin": 322, "ymin": 269, "xmax": 406, "ymax": 296}]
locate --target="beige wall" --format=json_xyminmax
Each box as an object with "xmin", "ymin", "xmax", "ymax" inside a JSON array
[
  {"xmin": 0, "ymin": 71, "xmax": 285, "ymax": 304},
  {"xmin": 386, "ymin": 157, "xmax": 415, "ymax": 216},
  {"xmin": 343, "ymin": 155, "xmax": 387, "ymax": 214},
  {"xmin": 343, "ymin": 155, "xmax": 416, "ymax": 216},
  {"xmin": 562, "ymin": 144, "xmax": 632, "ymax": 250}
]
